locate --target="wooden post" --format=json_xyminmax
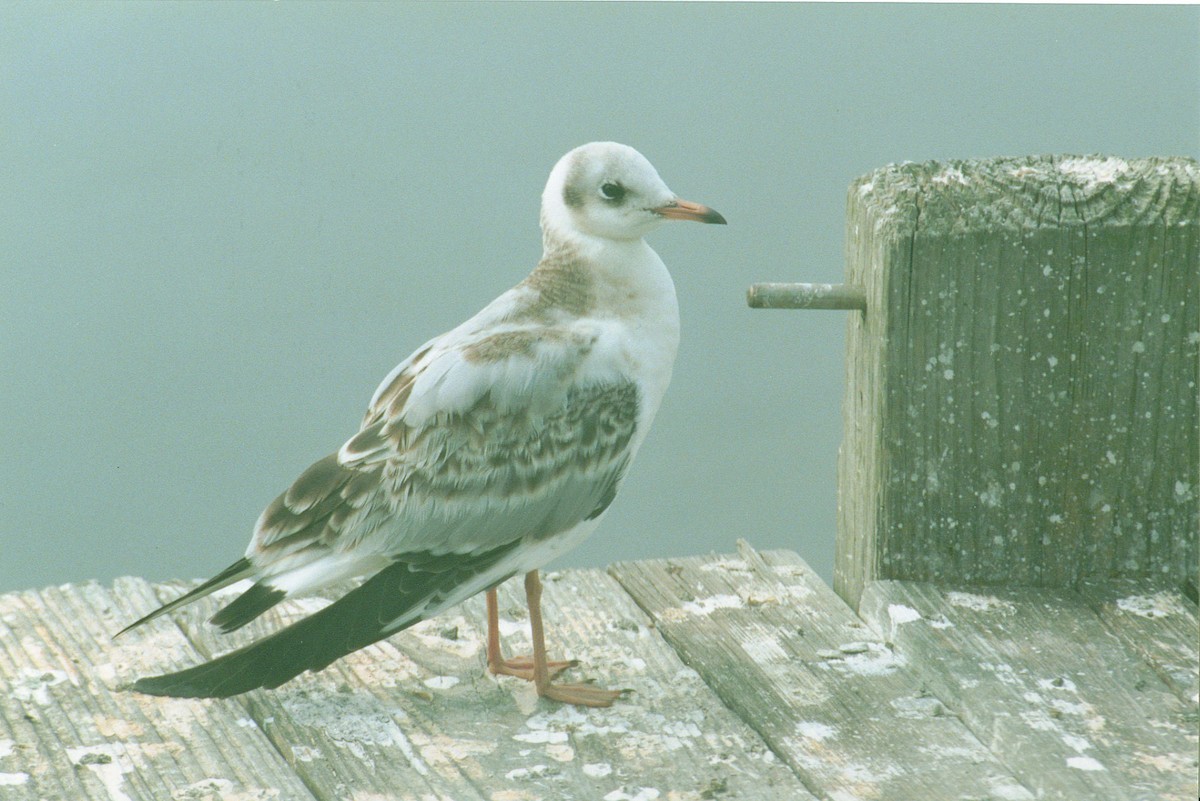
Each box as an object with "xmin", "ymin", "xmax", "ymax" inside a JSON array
[{"xmin": 836, "ymin": 155, "xmax": 1199, "ymax": 606}]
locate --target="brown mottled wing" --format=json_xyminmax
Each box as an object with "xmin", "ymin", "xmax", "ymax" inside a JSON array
[
  {"xmin": 249, "ymin": 334, "xmax": 640, "ymax": 568},
  {"xmin": 248, "ymin": 453, "xmax": 383, "ymax": 561}
]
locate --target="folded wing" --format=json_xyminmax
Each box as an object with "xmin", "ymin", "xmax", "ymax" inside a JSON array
[{"xmin": 128, "ymin": 319, "xmax": 643, "ymax": 695}]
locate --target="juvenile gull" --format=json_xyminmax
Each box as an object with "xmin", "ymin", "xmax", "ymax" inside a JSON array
[{"xmin": 120, "ymin": 142, "xmax": 725, "ymax": 707}]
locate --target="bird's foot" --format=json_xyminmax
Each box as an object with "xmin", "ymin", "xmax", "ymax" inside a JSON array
[
  {"xmin": 488, "ymin": 654, "xmax": 577, "ymax": 681},
  {"xmin": 539, "ymin": 680, "xmax": 626, "ymax": 708}
]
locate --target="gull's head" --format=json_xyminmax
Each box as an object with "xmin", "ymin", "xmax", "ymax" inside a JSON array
[{"xmin": 541, "ymin": 142, "xmax": 725, "ymax": 244}]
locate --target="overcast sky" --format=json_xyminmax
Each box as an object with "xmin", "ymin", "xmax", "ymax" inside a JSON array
[{"xmin": 3, "ymin": 3, "xmax": 1198, "ymax": 592}]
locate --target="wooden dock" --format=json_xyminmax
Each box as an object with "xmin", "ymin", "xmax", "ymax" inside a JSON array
[
  {"xmin": 0, "ymin": 542, "xmax": 1195, "ymax": 801},
  {"xmin": 3, "ymin": 154, "xmax": 1196, "ymax": 799}
]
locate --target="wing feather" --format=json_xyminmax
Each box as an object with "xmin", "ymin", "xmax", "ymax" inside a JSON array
[
  {"xmin": 248, "ymin": 321, "xmax": 638, "ymax": 571},
  {"xmin": 131, "ymin": 541, "xmax": 523, "ymax": 698}
]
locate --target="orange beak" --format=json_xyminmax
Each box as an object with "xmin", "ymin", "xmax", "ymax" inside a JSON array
[{"xmin": 654, "ymin": 198, "xmax": 727, "ymax": 225}]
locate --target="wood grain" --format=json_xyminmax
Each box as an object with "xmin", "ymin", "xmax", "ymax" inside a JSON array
[
  {"xmin": 1076, "ymin": 578, "xmax": 1199, "ymax": 711},
  {"xmin": 611, "ymin": 544, "xmax": 1034, "ymax": 801},
  {"xmin": 138, "ymin": 566, "xmax": 808, "ymax": 800},
  {"xmin": 0, "ymin": 577, "xmax": 316, "ymax": 801},
  {"xmin": 837, "ymin": 156, "xmax": 1199, "ymax": 604},
  {"xmin": 858, "ymin": 579, "xmax": 1199, "ymax": 801}
]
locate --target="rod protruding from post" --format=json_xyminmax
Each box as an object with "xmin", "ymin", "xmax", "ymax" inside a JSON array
[{"xmin": 746, "ymin": 282, "xmax": 867, "ymax": 311}]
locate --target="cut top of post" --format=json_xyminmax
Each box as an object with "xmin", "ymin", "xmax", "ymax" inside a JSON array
[{"xmin": 851, "ymin": 156, "xmax": 1198, "ymax": 236}]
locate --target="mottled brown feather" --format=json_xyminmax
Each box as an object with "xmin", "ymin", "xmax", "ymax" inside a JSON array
[
  {"xmin": 363, "ymin": 344, "xmax": 432, "ymax": 427},
  {"xmin": 511, "ymin": 248, "xmax": 594, "ymax": 321},
  {"xmin": 253, "ymin": 380, "xmax": 639, "ymax": 559}
]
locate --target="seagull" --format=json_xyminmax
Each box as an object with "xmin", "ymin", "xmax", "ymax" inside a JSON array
[{"xmin": 119, "ymin": 142, "xmax": 725, "ymax": 707}]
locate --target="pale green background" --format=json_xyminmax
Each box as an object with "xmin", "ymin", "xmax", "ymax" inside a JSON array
[{"xmin": 3, "ymin": 3, "xmax": 1198, "ymax": 592}]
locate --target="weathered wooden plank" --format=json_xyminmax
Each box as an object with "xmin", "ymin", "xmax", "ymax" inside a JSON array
[
  {"xmin": 858, "ymin": 580, "xmax": 1199, "ymax": 801},
  {"xmin": 0, "ymin": 577, "xmax": 316, "ymax": 801},
  {"xmin": 837, "ymin": 155, "xmax": 1200, "ymax": 605},
  {"xmin": 611, "ymin": 543, "xmax": 1035, "ymax": 801},
  {"xmin": 1076, "ymin": 579, "xmax": 1199, "ymax": 711},
  {"xmin": 140, "ymin": 566, "xmax": 807, "ymax": 800}
]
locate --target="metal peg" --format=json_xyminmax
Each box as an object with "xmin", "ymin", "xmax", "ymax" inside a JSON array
[{"xmin": 746, "ymin": 283, "xmax": 867, "ymax": 311}]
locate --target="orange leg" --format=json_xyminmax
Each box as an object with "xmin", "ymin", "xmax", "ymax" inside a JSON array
[
  {"xmin": 521, "ymin": 570, "xmax": 623, "ymax": 708},
  {"xmin": 485, "ymin": 584, "xmax": 574, "ymax": 681}
]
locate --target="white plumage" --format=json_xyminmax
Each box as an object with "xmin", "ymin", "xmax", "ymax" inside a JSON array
[{"xmin": 121, "ymin": 142, "xmax": 724, "ymax": 706}]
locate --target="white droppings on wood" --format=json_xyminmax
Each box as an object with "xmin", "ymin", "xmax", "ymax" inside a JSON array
[
  {"xmin": 1037, "ymin": 676, "xmax": 1077, "ymax": 693},
  {"xmin": 523, "ymin": 705, "xmax": 627, "ymax": 739},
  {"xmin": 135, "ymin": 695, "xmax": 209, "ymax": 742},
  {"xmin": 290, "ymin": 744, "xmax": 322, "ymax": 762},
  {"xmin": 603, "ymin": 787, "xmax": 660, "ymax": 801},
  {"xmin": 890, "ymin": 694, "xmax": 945, "ymax": 719},
  {"xmin": 8, "ymin": 668, "xmax": 69, "ymax": 705},
  {"xmin": 741, "ymin": 634, "xmax": 788, "ymax": 664},
  {"xmin": 677, "ymin": 594, "xmax": 743, "ymax": 617},
  {"xmin": 1060, "ymin": 733, "xmax": 1093, "ymax": 754},
  {"xmin": 977, "ymin": 481, "xmax": 1002, "ymax": 508},
  {"xmin": 931, "ymin": 166, "xmax": 969, "ymax": 186},
  {"xmin": 408, "ymin": 732, "xmax": 498, "ymax": 773},
  {"xmin": 422, "ymin": 675, "xmax": 460, "ymax": 690},
  {"xmin": 817, "ymin": 642, "xmax": 905, "ymax": 677},
  {"xmin": 0, "ymin": 773, "xmax": 29, "ymax": 786},
  {"xmin": 405, "ymin": 614, "xmax": 482, "ymax": 660},
  {"xmin": 978, "ymin": 661, "xmax": 1023, "ymax": 687},
  {"xmin": 280, "ymin": 688, "xmax": 428, "ymax": 775},
  {"xmin": 95, "ymin": 716, "xmax": 144, "ymax": 739},
  {"xmin": 659, "ymin": 718, "xmax": 703, "ymax": 741},
  {"xmin": 513, "ymin": 729, "xmax": 569, "ymax": 745},
  {"xmin": 505, "ymin": 763, "xmax": 553, "ymax": 781},
  {"xmin": 945, "ymin": 592, "xmax": 1015, "ymax": 613},
  {"xmin": 699, "ymin": 558, "xmax": 750, "ymax": 573},
  {"xmin": 170, "ymin": 777, "xmax": 280, "ymax": 801},
  {"xmin": 988, "ymin": 777, "xmax": 1036, "ymax": 800},
  {"xmin": 66, "ymin": 744, "xmax": 134, "ymax": 801},
  {"xmin": 1116, "ymin": 592, "xmax": 1187, "ymax": 619},
  {"xmin": 1057, "ymin": 157, "xmax": 1130, "ymax": 191},
  {"xmin": 1046, "ymin": 695, "xmax": 1099, "ymax": 729},
  {"xmin": 795, "ymin": 721, "xmax": 837, "ymax": 741},
  {"xmin": 546, "ymin": 743, "xmax": 575, "ymax": 762},
  {"xmin": 887, "ymin": 604, "xmax": 922, "ymax": 626}
]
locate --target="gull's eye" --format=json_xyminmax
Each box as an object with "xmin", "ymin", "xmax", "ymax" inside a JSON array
[{"xmin": 599, "ymin": 182, "xmax": 626, "ymax": 202}]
